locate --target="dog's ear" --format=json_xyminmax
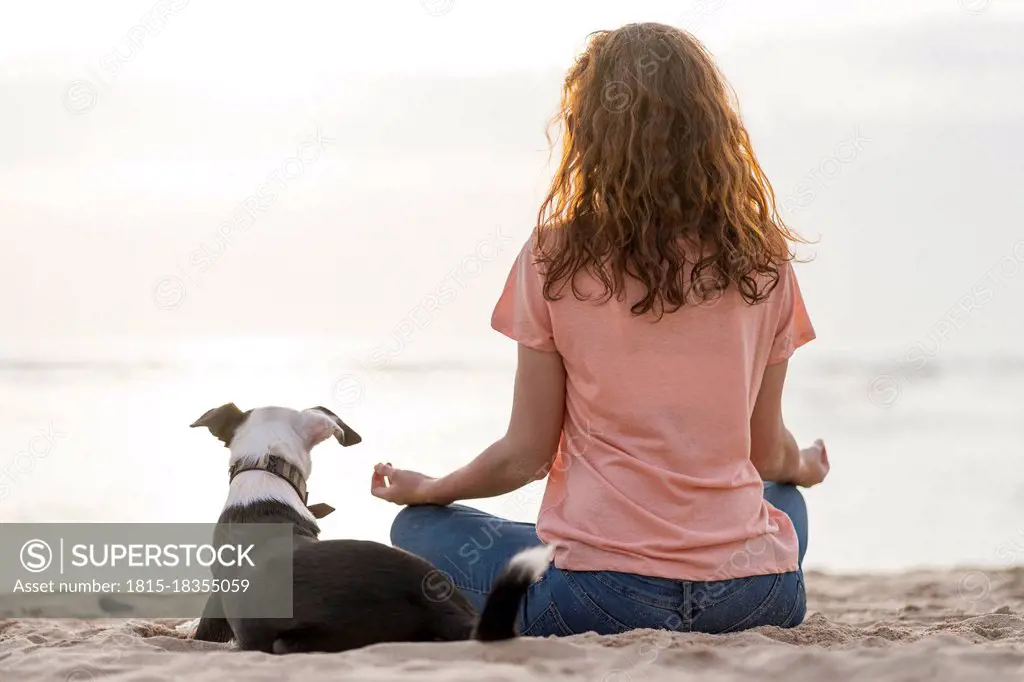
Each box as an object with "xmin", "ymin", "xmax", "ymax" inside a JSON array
[
  {"xmin": 190, "ymin": 403, "xmax": 248, "ymax": 447},
  {"xmin": 304, "ymin": 406, "xmax": 362, "ymax": 447},
  {"xmin": 296, "ymin": 410, "xmax": 341, "ymax": 447}
]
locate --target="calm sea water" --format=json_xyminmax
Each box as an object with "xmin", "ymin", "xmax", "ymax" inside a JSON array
[{"xmin": 1, "ymin": 337, "xmax": 1022, "ymax": 575}]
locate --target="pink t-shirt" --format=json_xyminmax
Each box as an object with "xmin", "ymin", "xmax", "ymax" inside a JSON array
[{"xmin": 491, "ymin": 237, "xmax": 816, "ymax": 581}]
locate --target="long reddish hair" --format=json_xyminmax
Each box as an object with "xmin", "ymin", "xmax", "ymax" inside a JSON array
[{"xmin": 535, "ymin": 22, "xmax": 803, "ymax": 317}]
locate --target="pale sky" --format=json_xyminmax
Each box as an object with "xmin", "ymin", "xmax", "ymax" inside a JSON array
[
  {"xmin": 0, "ymin": 0, "xmax": 1012, "ymax": 81},
  {"xmin": 2, "ymin": 1, "xmax": 1023, "ymax": 351}
]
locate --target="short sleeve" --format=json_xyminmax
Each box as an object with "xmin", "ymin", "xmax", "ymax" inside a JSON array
[
  {"xmin": 768, "ymin": 262, "xmax": 816, "ymax": 364},
  {"xmin": 491, "ymin": 239, "xmax": 557, "ymax": 352}
]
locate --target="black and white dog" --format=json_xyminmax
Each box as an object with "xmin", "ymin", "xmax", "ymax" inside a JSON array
[{"xmin": 189, "ymin": 402, "xmax": 552, "ymax": 653}]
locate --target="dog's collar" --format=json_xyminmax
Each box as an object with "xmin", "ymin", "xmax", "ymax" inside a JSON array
[{"xmin": 229, "ymin": 454, "xmax": 335, "ymax": 519}]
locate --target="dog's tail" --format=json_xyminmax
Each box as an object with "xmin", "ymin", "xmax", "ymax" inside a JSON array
[{"xmin": 472, "ymin": 543, "xmax": 556, "ymax": 641}]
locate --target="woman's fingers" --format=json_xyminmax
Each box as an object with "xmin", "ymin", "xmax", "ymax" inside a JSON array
[
  {"xmin": 806, "ymin": 439, "xmax": 829, "ymax": 485},
  {"xmin": 370, "ymin": 466, "xmax": 393, "ymax": 501},
  {"xmin": 372, "ymin": 463, "xmax": 404, "ymax": 503},
  {"xmin": 808, "ymin": 439, "xmax": 828, "ymax": 469}
]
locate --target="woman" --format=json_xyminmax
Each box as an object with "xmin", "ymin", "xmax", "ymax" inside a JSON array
[{"xmin": 370, "ymin": 22, "xmax": 827, "ymax": 635}]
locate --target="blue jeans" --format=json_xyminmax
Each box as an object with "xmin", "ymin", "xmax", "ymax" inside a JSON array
[{"xmin": 390, "ymin": 482, "xmax": 808, "ymax": 635}]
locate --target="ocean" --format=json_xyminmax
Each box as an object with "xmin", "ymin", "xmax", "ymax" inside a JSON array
[{"xmin": 2, "ymin": 336, "xmax": 1023, "ymax": 575}]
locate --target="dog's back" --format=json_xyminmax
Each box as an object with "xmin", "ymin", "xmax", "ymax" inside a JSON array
[{"xmin": 240, "ymin": 540, "xmax": 478, "ymax": 653}]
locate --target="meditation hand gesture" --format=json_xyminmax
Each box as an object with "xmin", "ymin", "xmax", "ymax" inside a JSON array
[
  {"xmin": 795, "ymin": 439, "xmax": 829, "ymax": 488},
  {"xmin": 371, "ymin": 463, "xmax": 443, "ymax": 506}
]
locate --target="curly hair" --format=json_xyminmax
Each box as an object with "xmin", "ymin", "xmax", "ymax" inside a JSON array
[{"xmin": 534, "ymin": 22, "xmax": 804, "ymax": 317}]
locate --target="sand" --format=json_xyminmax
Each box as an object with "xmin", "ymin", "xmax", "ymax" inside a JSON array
[{"xmin": 3, "ymin": 567, "xmax": 1024, "ymax": 681}]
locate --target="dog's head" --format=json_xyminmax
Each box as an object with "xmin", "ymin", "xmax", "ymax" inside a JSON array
[{"xmin": 190, "ymin": 403, "xmax": 361, "ymax": 475}]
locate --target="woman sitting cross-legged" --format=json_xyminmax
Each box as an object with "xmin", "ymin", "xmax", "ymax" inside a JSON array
[{"xmin": 370, "ymin": 21, "xmax": 828, "ymax": 636}]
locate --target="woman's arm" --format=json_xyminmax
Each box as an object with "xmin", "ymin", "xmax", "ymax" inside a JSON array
[
  {"xmin": 371, "ymin": 344, "xmax": 566, "ymax": 506},
  {"xmin": 750, "ymin": 360, "xmax": 828, "ymax": 486}
]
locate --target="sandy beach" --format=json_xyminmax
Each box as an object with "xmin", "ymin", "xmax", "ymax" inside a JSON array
[{"xmin": 3, "ymin": 566, "xmax": 1024, "ymax": 681}]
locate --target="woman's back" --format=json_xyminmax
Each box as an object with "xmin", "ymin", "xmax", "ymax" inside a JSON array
[
  {"xmin": 493, "ymin": 240, "xmax": 814, "ymax": 581},
  {"xmin": 383, "ymin": 20, "xmax": 822, "ymax": 636}
]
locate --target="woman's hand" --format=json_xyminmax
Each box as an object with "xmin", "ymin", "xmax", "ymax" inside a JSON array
[
  {"xmin": 794, "ymin": 439, "xmax": 829, "ymax": 488},
  {"xmin": 370, "ymin": 463, "xmax": 450, "ymax": 506}
]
